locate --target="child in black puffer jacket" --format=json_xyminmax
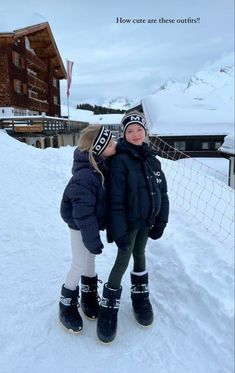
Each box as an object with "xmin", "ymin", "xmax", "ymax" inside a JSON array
[
  {"xmin": 59, "ymin": 125, "xmax": 116, "ymax": 333},
  {"xmin": 97, "ymin": 112, "xmax": 169, "ymax": 343}
]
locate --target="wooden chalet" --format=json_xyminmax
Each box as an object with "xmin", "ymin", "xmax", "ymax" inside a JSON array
[{"xmin": 0, "ymin": 22, "xmax": 66, "ymax": 117}]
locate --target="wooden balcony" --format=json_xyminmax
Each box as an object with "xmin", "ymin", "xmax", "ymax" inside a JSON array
[
  {"xmin": 0, "ymin": 116, "xmax": 88, "ymax": 135},
  {"xmin": 28, "ymin": 98, "xmax": 49, "ymax": 113},
  {"xmin": 26, "ymin": 49, "xmax": 47, "ymax": 72},
  {"xmin": 28, "ymin": 74, "xmax": 48, "ymax": 93}
]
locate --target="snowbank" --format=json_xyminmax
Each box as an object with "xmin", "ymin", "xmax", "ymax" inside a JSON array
[
  {"xmin": 0, "ymin": 130, "xmax": 234, "ymax": 373},
  {"xmin": 219, "ymin": 133, "xmax": 235, "ymax": 155}
]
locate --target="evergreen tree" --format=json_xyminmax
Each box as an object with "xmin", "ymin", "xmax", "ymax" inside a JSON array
[{"xmin": 76, "ymin": 103, "xmax": 125, "ymax": 114}]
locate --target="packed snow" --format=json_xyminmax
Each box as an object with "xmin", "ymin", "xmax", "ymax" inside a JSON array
[
  {"xmin": 219, "ymin": 133, "xmax": 235, "ymax": 155},
  {"xmin": 0, "ymin": 130, "xmax": 234, "ymax": 373}
]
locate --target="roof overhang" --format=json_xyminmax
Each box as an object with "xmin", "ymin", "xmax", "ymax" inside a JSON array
[{"xmin": 1, "ymin": 22, "xmax": 66, "ymax": 79}]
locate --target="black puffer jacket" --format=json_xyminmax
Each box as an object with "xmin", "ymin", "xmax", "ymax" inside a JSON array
[
  {"xmin": 60, "ymin": 148, "xmax": 107, "ymax": 254},
  {"xmin": 107, "ymin": 139, "xmax": 169, "ymax": 247}
]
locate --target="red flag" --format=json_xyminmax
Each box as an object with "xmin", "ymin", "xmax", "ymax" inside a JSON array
[{"xmin": 66, "ymin": 59, "xmax": 74, "ymax": 97}]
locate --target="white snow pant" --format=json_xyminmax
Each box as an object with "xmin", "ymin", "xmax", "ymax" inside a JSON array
[{"xmin": 64, "ymin": 229, "xmax": 96, "ymax": 291}]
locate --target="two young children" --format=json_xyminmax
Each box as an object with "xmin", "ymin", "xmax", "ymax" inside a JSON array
[{"xmin": 59, "ymin": 112, "xmax": 169, "ymax": 342}]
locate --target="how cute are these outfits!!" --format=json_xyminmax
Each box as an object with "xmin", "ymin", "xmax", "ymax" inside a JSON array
[
  {"xmin": 59, "ymin": 126, "xmax": 115, "ymax": 333},
  {"xmin": 97, "ymin": 112, "xmax": 169, "ymax": 343}
]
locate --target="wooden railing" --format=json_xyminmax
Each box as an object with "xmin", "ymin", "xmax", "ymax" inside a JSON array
[
  {"xmin": 26, "ymin": 50, "xmax": 47, "ymax": 72},
  {"xmin": 28, "ymin": 74, "xmax": 48, "ymax": 92},
  {"xmin": 0, "ymin": 116, "xmax": 88, "ymax": 134}
]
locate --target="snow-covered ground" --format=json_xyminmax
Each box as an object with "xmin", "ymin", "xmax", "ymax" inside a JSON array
[{"xmin": 0, "ymin": 130, "xmax": 234, "ymax": 373}]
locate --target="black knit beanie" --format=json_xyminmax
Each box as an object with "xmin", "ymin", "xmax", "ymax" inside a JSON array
[{"xmin": 121, "ymin": 111, "xmax": 147, "ymax": 138}]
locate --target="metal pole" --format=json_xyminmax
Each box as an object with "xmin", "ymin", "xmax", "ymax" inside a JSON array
[{"xmin": 67, "ymin": 95, "xmax": 70, "ymax": 119}]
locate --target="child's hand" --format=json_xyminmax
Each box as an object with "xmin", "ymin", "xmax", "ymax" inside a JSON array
[
  {"xmin": 149, "ymin": 224, "xmax": 166, "ymax": 240},
  {"xmin": 88, "ymin": 244, "xmax": 104, "ymax": 255}
]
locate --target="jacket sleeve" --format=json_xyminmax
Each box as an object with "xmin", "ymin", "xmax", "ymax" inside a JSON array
[
  {"xmin": 149, "ymin": 170, "xmax": 169, "ymax": 240},
  {"xmin": 66, "ymin": 180, "xmax": 103, "ymax": 252},
  {"xmin": 155, "ymin": 170, "xmax": 169, "ymax": 226},
  {"xmin": 107, "ymin": 157, "xmax": 129, "ymax": 245}
]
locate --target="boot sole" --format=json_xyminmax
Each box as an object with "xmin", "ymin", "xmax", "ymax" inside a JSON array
[
  {"xmin": 96, "ymin": 335, "xmax": 116, "ymax": 344},
  {"xmin": 132, "ymin": 311, "xmax": 154, "ymax": 327},
  {"xmin": 96, "ymin": 327, "xmax": 117, "ymax": 344},
  {"xmin": 59, "ymin": 320, "xmax": 83, "ymax": 334},
  {"xmin": 134, "ymin": 318, "xmax": 154, "ymax": 328}
]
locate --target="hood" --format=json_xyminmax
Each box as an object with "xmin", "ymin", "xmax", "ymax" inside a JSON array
[{"xmin": 72, "ymin": 148, "xmax": 104, "ymax": 175}]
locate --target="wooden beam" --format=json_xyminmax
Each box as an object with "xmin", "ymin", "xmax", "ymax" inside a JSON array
[{"xmin": 30, "ymin": 41, "xmax": 51, "ymax": 48}]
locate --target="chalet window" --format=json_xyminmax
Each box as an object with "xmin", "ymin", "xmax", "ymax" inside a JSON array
[
  {"xmin": 13, "ymin": 80, "xmax": 27, "ymax": 95},
  {"xmin": 14, "ymin": 79, "xmax": 23, "ymax": 94},
  {"xmin": 202, "ymin": 142, "xmax": 209, "ymax": 150},
  {"xmin": 53, "ymin": 96, "xmax": 58, "ymax": 104},
  {"xmin": 12, "ymin": 51, "xmax": 24, "ymax": 68},
  {"xmin": 215, "ymin": 142, "xmax": 222, "ymax": 149},
  {"xmin": 174, "ymin": 141, "xmax": 186, "ymax": 151},
  {"xmin": 53, "ymin": 78, "xmax": 57, "ymax": 88},
  {"xmin": 14, "ymin": 108, "xmax": 27, "ymax": 116}
]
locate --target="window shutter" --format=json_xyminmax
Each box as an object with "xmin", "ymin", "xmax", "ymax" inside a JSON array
[
  {"xmin": 23, "ymin": 83, "xmax": 27, "ymax": 94},
  {"xmin": 12, "ymin": 51, "xmax": 16, "ymax": 64},
  {"xmin": 13, "ymin": 79, "xmax": 17, "ymax": 92}
]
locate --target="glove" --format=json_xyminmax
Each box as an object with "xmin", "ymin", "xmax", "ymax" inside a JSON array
[
  {"xmin": 149, "ymin": 224, "xmax": 166, "ymax": 240},
  {"xmin": 115, "ymin": 234, "xmax": 130, "ymax": 252},
  {"xmin": 87, "ymin": 243, "xmax": 104, "ymax": 255}
]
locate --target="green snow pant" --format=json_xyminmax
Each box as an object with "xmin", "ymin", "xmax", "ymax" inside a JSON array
[{"xmin": 107, "ymin": 227, "xmax": 149, "ymax": 289}]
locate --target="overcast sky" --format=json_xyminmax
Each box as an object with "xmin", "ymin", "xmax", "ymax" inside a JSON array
[{"xmin": 1, "ymin": 0, "xmax": 234, "ymax": 107}]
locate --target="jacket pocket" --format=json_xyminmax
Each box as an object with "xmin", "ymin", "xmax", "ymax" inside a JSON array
[
  {"xmin": 153, "ymin": 188, "xmax": 162, "ymax": 217},
  {"xmin": 127, "ymin": 192, "xmax": 139, "ymax": 220}
]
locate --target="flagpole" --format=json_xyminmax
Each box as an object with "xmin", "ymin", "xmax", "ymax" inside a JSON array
[
  {"xmin": 67, "ymin": 95, "xmax": 70, "ymax": 119},
  {"xmin": 66, "ymin": 59, "xmax": 74, "ymax": 120}
]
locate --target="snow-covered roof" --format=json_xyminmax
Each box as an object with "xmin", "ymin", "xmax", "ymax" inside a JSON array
[
  {"xmin": 148, "ymin": 121, "xmax": 233, "ymax": 136},
  {"xmin": 219, "ymin": 133, "xmax": 235, "ymax": 155},
  {"xmin": 142, "ymin": 92, "xmax": 234, "ymax": 136}
]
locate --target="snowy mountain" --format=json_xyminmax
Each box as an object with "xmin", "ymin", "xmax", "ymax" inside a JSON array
[
  {"xmin": 103, "ymin": 96, "xmax": 135, "ymax": 110},
  {"xmin": 154, "ymin": 54, "xmax": 234, "ymax": 101},
  {"xmin": 0, "ymin": 129, "xmax": 234, "ymax": 373},
  {"xmin": 143, "ymin": 57, "xmax": 234, "ymax": 129}
]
